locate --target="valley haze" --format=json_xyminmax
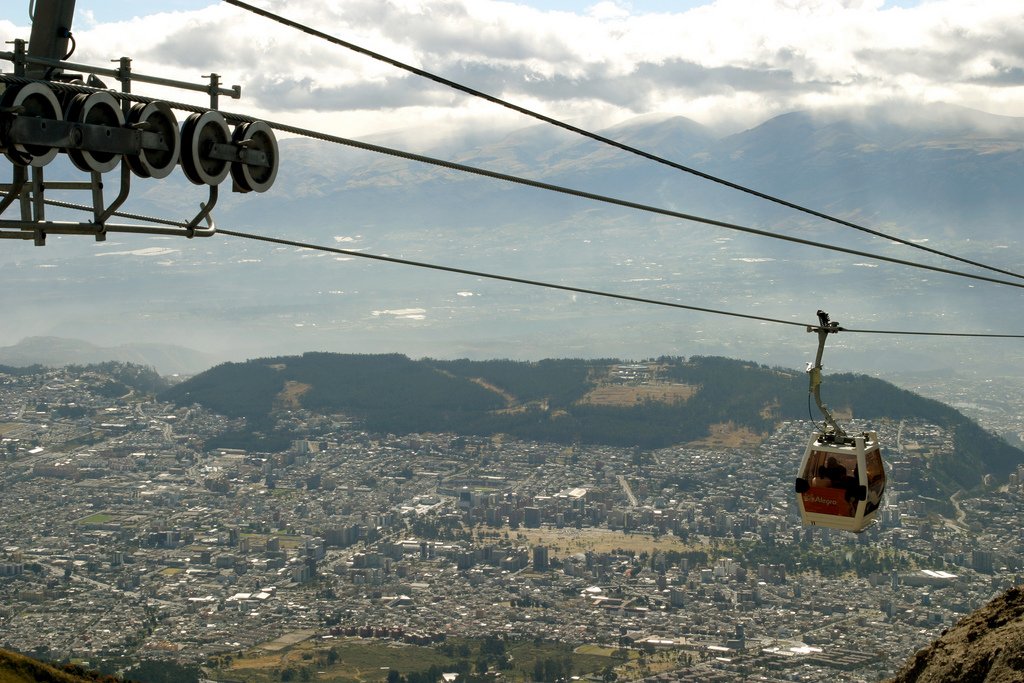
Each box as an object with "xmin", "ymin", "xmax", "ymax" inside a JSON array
[
  {"xmin": 2, "ymin": 104, "xmax": 1023, "ymax": 391},
  {"xmin": 5, "ymin": 0, "xmax": 1023, "ymax": 392}
]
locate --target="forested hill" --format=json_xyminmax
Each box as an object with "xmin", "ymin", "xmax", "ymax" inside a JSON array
[{"xmin": 160, "ymin": 353, "xmax": 1022, "ymax": 490}]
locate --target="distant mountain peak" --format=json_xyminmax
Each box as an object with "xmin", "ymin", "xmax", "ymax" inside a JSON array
[{"xmin": 0, "ymin": 337, "xmax": 219, "ymax": 376}]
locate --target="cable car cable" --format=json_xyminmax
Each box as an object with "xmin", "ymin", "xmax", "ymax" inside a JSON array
[
  {"xmin": 40, "ymin": 198, "xmax": 1024, "ymax": 339},
  {"xmin": 241, "ymin": 120, "xmax": 1024, "ymax": 292},
  {"xmin": 6, "ymin": 74, "xmax": 1024, "ymax": 291},
  {"xmin": 211, "ymin": 229, "xmax": 1024, "ymax": 339},
  {"xmin": 46, "ymin": 196, "xmax": 814, "ymax": 329},
  {"xmin": 221, "ymin": 0, "xmax": 1024, "ymax": 283}
]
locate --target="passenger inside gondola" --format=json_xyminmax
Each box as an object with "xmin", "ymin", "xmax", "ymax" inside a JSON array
[
  {"xmin": 825, "ymin": 456, "xmax": 846, "ymax": 484},
  {"xmin": 810, "ymin": 464, "xmax": 830, "ymax": 488},
  {"xmin": 801, "ymin": 450, "xmax": 859, "ymax": 517},
  {"xmin": 865, "ymin": 448, "xmax": 886, "ymax": 514}
]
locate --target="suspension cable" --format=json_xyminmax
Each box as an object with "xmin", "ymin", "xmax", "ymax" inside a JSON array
[
  {"xmin": 6, "ymin": 75, "xmax": 1024, "ymax": 291},
  {"xmin": 39, "ymin": 198, "xmax": 1024, "ymax": 340},
  {"xmin": 214, "ymin": 228, "xmax": 1024, "ymax": 339}
]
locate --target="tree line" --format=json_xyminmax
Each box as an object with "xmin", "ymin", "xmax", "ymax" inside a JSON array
[{"xmin": 160, "ymin": 353, "xmax": 1024, "ymax": 491}]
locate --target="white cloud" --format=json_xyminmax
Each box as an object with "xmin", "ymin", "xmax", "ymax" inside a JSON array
[
  {"xmin": 95, "ymin": 247, "xmax": 180, "ymax": 257},
  {"xmin": 7, "ymin": 0, "xmax": 1023, "ymax": 137},
  {"xmin": 372, "ymin": 308, "xmax": 428, "ymax": 320}
]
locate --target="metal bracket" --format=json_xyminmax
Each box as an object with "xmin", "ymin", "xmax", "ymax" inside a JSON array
[
  {"xmin": 807, "ymin": 309, "xmax": 845, "ymax": 438},
  {"xmin": 6, "ymin": 115, "xmax": 170, "ymax": 155},
  {"xmin": 208, "ymin": 141, "xmax": 270, "ymax": 167},
  {"xmin": 0, "ymin": 167, "xmax": 27, "ymax": 215},
  {"xmin": 184, "ymin": 185, "xmax": 218, "ymax": 238},
  {"xmin": 94, "ymin": 163, "xmax": 131, "ymax": 228},
  {"xmin": 0, "ymin": 162, "xmax": 218, "ymax": 243}
]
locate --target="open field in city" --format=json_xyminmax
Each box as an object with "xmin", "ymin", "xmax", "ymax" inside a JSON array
[
  {"xmin": 506, "ymin": 527, "xmax": 700, "ymax": 556},
  {"xmin": 221, "ymin": 637, "xmax": 613, "ymax": 683}
]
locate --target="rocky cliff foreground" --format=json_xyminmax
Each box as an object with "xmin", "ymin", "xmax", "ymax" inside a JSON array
[{"xmin": 888, "ymin": 586, "xmax": 1024, "ymax": 682}]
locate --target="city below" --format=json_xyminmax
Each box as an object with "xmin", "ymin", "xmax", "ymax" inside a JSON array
[{"xmin": 1, "ymin": 362, "xmax": 1022, "ymax": 683}]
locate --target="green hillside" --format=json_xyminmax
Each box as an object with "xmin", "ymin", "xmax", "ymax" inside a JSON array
[
  {"xmin": 0, "ymin": 648, "xmax": 105, "ymax": 683},
  {"xmin": 160, "ymin": 353, "xmax": 1023, "ymax": 493},
  {"xmin": 0, "ymin": 648, "xmax": 203, "ymax": 683}
]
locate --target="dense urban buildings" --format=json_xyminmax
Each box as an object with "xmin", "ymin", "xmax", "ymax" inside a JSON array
[{"xmin": 1, "ymin": 364, "xmax": 1022, "ymax": 682}]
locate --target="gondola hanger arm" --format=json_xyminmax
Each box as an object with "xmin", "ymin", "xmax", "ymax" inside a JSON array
[{"xmin": 807, "ymin": 310, "xmax": 845, "ymax": 438}]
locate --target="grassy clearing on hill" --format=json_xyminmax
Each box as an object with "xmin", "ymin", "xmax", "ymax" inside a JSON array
[
  {"xmin": 275, "ymin": 381, "xmax": 312, "ymax": 411},
  {"xmin": 224, "ymin": 639, "xmax": 454, "ymax": 682},
  {"xmin": 684, "ymin": 421, "xmax": 764, "ymax": 448},
  {"xmin": 577, "ymin": 383, "xmax": 697, "ymax": 407}
]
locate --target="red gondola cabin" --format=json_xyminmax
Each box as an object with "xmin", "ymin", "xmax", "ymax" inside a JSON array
[{"xmin": 795, "ymin": 430, "xmax": 885, "ymax": 533}]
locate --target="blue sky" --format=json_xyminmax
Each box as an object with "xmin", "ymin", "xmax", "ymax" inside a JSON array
[
  {"xmin": 77, "ymin": 1, "xmax": 216, "ymax": 22},
  {"xmin": 78, "ymin": 0, "xmax": 925, "ymax": 23},
  {"xmin": 527, "ymin": 0, "xmax": 923, "ymax": 9}
]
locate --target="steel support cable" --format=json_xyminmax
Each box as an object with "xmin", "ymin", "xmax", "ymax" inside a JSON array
[
  {"xmin": 7, "ymin": 75, "xmax": 1024, "ymax": 290},
  {"xmin": 221, "ymin": 0, "xmax": 1024, "ymax": 283},
  {"xmin": 0, "ymin": 74, "xmax": 214, "ymax": 111},
  {"xmin": 38, "ymin": 199, "xmax": 1024, "ymax": 340},
  {"xmin": 838, "ymin": 327, "xmax": 1024, "ymax": 337}
]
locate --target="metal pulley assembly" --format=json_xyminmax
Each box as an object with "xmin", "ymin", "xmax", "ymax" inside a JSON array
[
  {"xmin": 1, "ymin": 82, "xmax": 63, "ymax": 167},
  {"xmin": 125, "ymin": 101, "xmax": 180, "ymax": 179},
  {"xmin": 2, "ymin": 34, "xmax": 279, "ymax": 244},
  {"xmin": 1, "ymin": 83, "xmax": 185, "ymax": 177},
  {"xmin": 179, "ymin": 112, "xmax": 280, "ymax": 191},
  {"xmin": 64, "ymin": 90, "xmax": 125, "ymax": 173},
  {"xmin": 180, "ymin": 110, "xmax": 231, "ymax": 186},
  {"xmin": 2, "ymin": 82, "xmax": 279, "ymax": 190},
  {"xmin": 0, "ymin": 85, "xmax": 168, "ymax": 177},
  {"xmin": 230, "ymin": 120, "xmax": 278, "ymax": 193}
]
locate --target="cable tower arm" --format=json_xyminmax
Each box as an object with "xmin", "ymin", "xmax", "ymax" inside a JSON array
[{"xmin": 26, "ymin": 0, "xmax": 76, "ymax": 79}]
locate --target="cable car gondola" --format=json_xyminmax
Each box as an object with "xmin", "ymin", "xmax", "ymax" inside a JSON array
[{"xmin": 794, "ymin": 311, "xmax": 886, "ymax": 533}]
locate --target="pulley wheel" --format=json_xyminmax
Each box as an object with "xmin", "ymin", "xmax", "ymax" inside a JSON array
[
  {"xmin": 65, "ymin": 91, "xmax": 125, "ymax": 173},
  {"xmin": 126, "ymin": 101, "xmax": 180, "ymax": 179},
  {"xmin": 180, "ymin": 110, "xmax": 230, "ymax": 186},
  {"xmin": 229, "ymin": 121, "xmax": 279, "ymax": 193},
  {"xmin": 2, "ymin": 82, "xmax": 63, "ymax": 167}
]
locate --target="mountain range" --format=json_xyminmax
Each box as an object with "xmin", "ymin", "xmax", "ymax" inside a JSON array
[{"xmin": 4, "ymin": 103, "xmax": 1024, "ymax": 381}]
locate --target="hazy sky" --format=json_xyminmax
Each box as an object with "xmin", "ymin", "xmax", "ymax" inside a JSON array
[
  {"xmin": 1, "ymin": 1, "xmax": 1022, "ymax": 366},
  {"xmin": 5, "ymin": 0, "xmax": 1023, "ymax": 140}
]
